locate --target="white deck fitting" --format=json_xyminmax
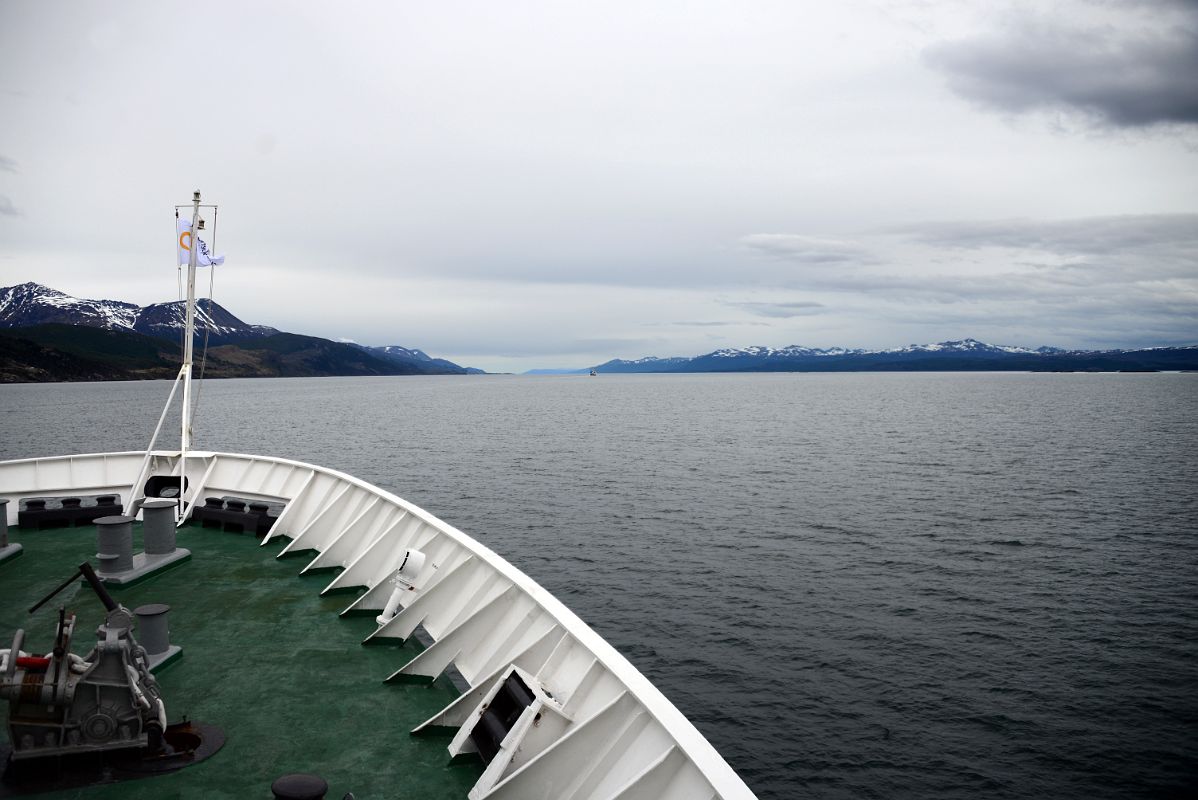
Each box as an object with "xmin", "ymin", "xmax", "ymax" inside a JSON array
[{"xmin": 0, "ymin": 451, "xmax": 757, "ymax": 800}]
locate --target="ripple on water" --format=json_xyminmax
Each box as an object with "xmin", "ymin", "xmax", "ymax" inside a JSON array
[{"xmin": 2, "ymin": 372, "xmax": 1197, "ymax": 800}]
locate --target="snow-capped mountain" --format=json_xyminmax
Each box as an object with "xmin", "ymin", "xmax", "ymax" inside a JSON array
[
  {"xmin": 580, "ymin": 338, "xmax": 1196, "ymax": 373},
  {"xmin": 0, "ymin": 282, "xmax": 484, "ymax": 377},
  {"xmin": 133, "ymin": 300, "xmax": 278, "ymax": 343},
  {"xmin": 882, "ymin": 338, "xmax": 1036, "ymax": 354},
  {"xmin": 0, "ymin": 282, "xmax": 277, "ymax": 344},
  {"xmin": 593, "ymin": 356, "xmax": 691, "ymax": 369},
  {"xmin": 0, "ymin": 282, "xmax": 141, "ymax": 331},
  {"xmin": 355, "ymin": 344, "xmax": 483, "ymax": 375},
  {"xmin": 704, "ymin": 338, "xmax": 1045, "ymax": 359},
  {"xmin": 373, "ymin": 345, "xmax": 434, "ymax": 362},
  {"xmin": 699, "ymin": 338, "xmax": 1074, "ymax": 360},
  {"xmin": 709, "ymin": 344, "xmax": 866, "ymax": 358}
]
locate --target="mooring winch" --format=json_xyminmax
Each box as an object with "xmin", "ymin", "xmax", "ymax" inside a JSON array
[
  {"xmin": 1, "ymin": 562, "xmax": 223, "ymax": 792},
  {"xmin": 2, "ymin": 563, "xmax": 166, "ymax": 760}
]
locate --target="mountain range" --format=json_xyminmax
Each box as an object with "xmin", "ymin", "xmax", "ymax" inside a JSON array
[
  {"xmin": 529, "ymin": 338, "xmax": 1198, "ymax": 374},
  {"xmin": 0, "ymin": 283, "xmax": 481, "ymax": 382},
  {"xmin": 3, "ymin": 283, "xmax": 1194, "ymax": 382}
]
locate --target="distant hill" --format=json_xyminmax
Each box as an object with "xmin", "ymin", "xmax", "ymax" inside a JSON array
[
  {"xmin": 0, "ymin": 282, "xmax": 277, "ymax": 345},
  {"xmin": 0, "ymin": 282, "xmax": 482, "ymax": 382},
  {"xmin": 0, "ymin": 325, "xmax": 470, "ymax": 382},
  {"xmin": 205, "ymin": 333, "xmax": 439, "ymax": 378},
  {"xmin": 355, "ymin": 344, "xmax": 486, "ymax": 375},
  {"xmin": 551, "ymin": 338, "xmax": 1198, "ymax": 374},
  {"xmin": 0, "ymin": 326, "xmax": 148, "ymax": 382}
]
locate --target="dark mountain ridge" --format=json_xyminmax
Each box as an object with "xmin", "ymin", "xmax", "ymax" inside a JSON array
[
  {"xmin": 578, "ymin": 338, "xmax": 1198, "ymax": 374},
  {"xmin": 0, "ymin": 282, "xmax": 480, "ymax": 382},
  {"xmin": 0, "ymin": 281, "xmax": 278, "ymax": 345}
]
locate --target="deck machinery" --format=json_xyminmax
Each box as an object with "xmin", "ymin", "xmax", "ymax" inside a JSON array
[{"xmin": 1, "ymin": 563, "xmax": 166, "ymax": 764}]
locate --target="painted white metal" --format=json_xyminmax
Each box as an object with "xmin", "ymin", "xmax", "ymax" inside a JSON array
[
  {"xmin": 180, "ymin": 191, "xmax": 202, "ymax": 459},
  {"xmin": 413, "ymin": 628, "xmax": 566, "ymax": 735},
  {"xmin": 0, "ymin": 453, "xmax": 145, "ymax": 514},
  {"xmin": 323, "ymin": 513, "xmax": 413, "ymax": 598},
  {"xmin": 456, "ymin": 665, "xmax": 576, "ymax": 800},
  {"xmin": 125, "ymin": 370, "xmax": 185, "ymax": 514},
  {"xmin": 178, "ymin": 454, "xmax": 219, "ymax": 526},
  {"xmin": 374, "ymin": 548, "xmax": 427, "ymax": 626},
  {"xmin": 0, "ymin": 451, "xmax": 757, "ymax": 800}
]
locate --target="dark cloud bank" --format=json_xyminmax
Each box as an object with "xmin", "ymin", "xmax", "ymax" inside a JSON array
[{"xmin": 924, "ymin": 5, "xmax": 1198, "ymax": 128}]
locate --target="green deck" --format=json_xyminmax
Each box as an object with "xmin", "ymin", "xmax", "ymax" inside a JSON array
[{"xmin": 0, "ymin": 523, "xmax": 482, "ymax": 799}]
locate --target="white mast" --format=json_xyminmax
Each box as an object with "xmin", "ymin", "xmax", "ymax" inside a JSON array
[
  {"xmin": 124, "ymin": 190, "xmax": 211, "ymax": 519},
  {"xmin": 181, "ymin": 190, "xmax": 201, "ymax": 463}
]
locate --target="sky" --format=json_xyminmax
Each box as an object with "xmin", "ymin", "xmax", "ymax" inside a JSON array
[{"xmin": 1, "ymin": 0, "xmax": 1196, "ymax": 373}]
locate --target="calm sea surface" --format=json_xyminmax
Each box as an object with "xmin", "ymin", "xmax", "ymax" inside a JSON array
[{"xmin": 2, "ymin": 372, "xmax": 1196, "ymax": 799}]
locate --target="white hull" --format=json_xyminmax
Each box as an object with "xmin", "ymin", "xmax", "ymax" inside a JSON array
[{"xmin": 0, "ymin": 450, "xmax": 756, "ymax": 800}]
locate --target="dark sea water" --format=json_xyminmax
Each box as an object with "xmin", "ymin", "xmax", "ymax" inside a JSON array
[{"xmin": 2, "ymin": 372, "xmax": 1196, "ymax": 800}]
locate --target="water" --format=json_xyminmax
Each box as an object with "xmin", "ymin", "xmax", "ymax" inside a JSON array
[{"xmin": 2, "ymin": 372, "xmax": 1196, "ymax": 799}]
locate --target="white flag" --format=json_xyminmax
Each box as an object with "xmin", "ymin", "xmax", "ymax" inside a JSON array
[{"xmin": 176, "ymin": 217, "xmax": 226, "ymax": 267}]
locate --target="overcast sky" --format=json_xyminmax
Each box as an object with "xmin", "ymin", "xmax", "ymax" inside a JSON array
[{"xmin": 1, "ymin": 0, "xmax": 1195, "ymax": 372}]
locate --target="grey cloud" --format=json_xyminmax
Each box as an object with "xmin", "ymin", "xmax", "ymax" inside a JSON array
[
  {"xmin": 0, "ymin": 195, "xmax": 18, "ymax": 216},
  {"xmin": 924, "ymin": 9, "xmax": 1198, "ymax": 128},
  {"xmin": 405, "ymin": 335, "xmax": 664, "ymax": 359},
  {"xmin": 757, "ymin": 214, "xmax": 1198, "ymax": 342},
  {"xmin": 725, "ymin": 300, "xmax": 827, "ymax": 318},
  {"xmin": 647, "ymin": 320, "xmax": 770, "ymax": 328},
  {"xmin": 739, "ymin": 234, "xmax": 879, "ymax": 265},
  {"xmin": 888, "ymin": 213, "xmax": 1198, "ymax": 257},
  {"xmin": 785, "ymin": 261, "xmax": 1196, "ymax": 306},
  {"xmin": 2, "ymin": 2, "xmax": 1194, "ymax": 369}
]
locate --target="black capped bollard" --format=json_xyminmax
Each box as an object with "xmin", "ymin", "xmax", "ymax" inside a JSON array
[
  {"xmin": 18, "ymin": 498, "xmax": 45, "ymax": 530},
  {"xmin": 271, "ymin": 773, "xmax": 328, "ymax": 800},
  {"xmin": 134, "ymin": 603, "xmax": 172, "ymax": 656},
  {"xmin": 142, "ymin": 498, "xmax": 178, "ymax": 555},
  {"xmin": 95, "ymin": 515, "xmax": 135, "ymax": 575}
]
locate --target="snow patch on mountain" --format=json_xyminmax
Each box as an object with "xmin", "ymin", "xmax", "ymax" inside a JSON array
[
  {"xmin": 1, "ymin": 282, "xmax": 140, "ymax": 331},
  {"xmin": 0, "ymin": 282, "xmax": 277, "ymax": 343},
  {"xmin": 882, "ymin": 338, "xmax": 1038, "ymax": 355},
  {"xmin": 2, "ymin": 281, "xmax": 485, "ymax": 374},
  {"xmin": 375, "ymin": 345, "xmax": 433, "ymax": 362},
  {"xmin": 586, "ymin": 337, "xmax": 1154, "ymax": 372},
  {"xmin": 709, "ymin": 344, "xmax": 869, "ymax": 358}
]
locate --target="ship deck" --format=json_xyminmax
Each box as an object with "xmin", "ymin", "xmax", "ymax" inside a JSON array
[{"xmin": 0, "ymin": 522, "xmax": 482, "ymax": 799}]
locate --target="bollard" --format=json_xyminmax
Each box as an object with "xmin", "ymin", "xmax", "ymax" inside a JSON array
[
  {"xmin": 134, "ymin": 604, "xmax": 172, "ymax": 656},
  {"xmin": 141, "ymin": 499, "xmax": 177, "ymax": 555},
  {"xmin": 95, "ymin": 515, "xmax": 135, "ymax": 574}
]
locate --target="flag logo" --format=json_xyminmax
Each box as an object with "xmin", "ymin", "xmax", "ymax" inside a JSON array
[{"xmin": 176, "ymin": 217, "xmax": 225, "ymax": 267}]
